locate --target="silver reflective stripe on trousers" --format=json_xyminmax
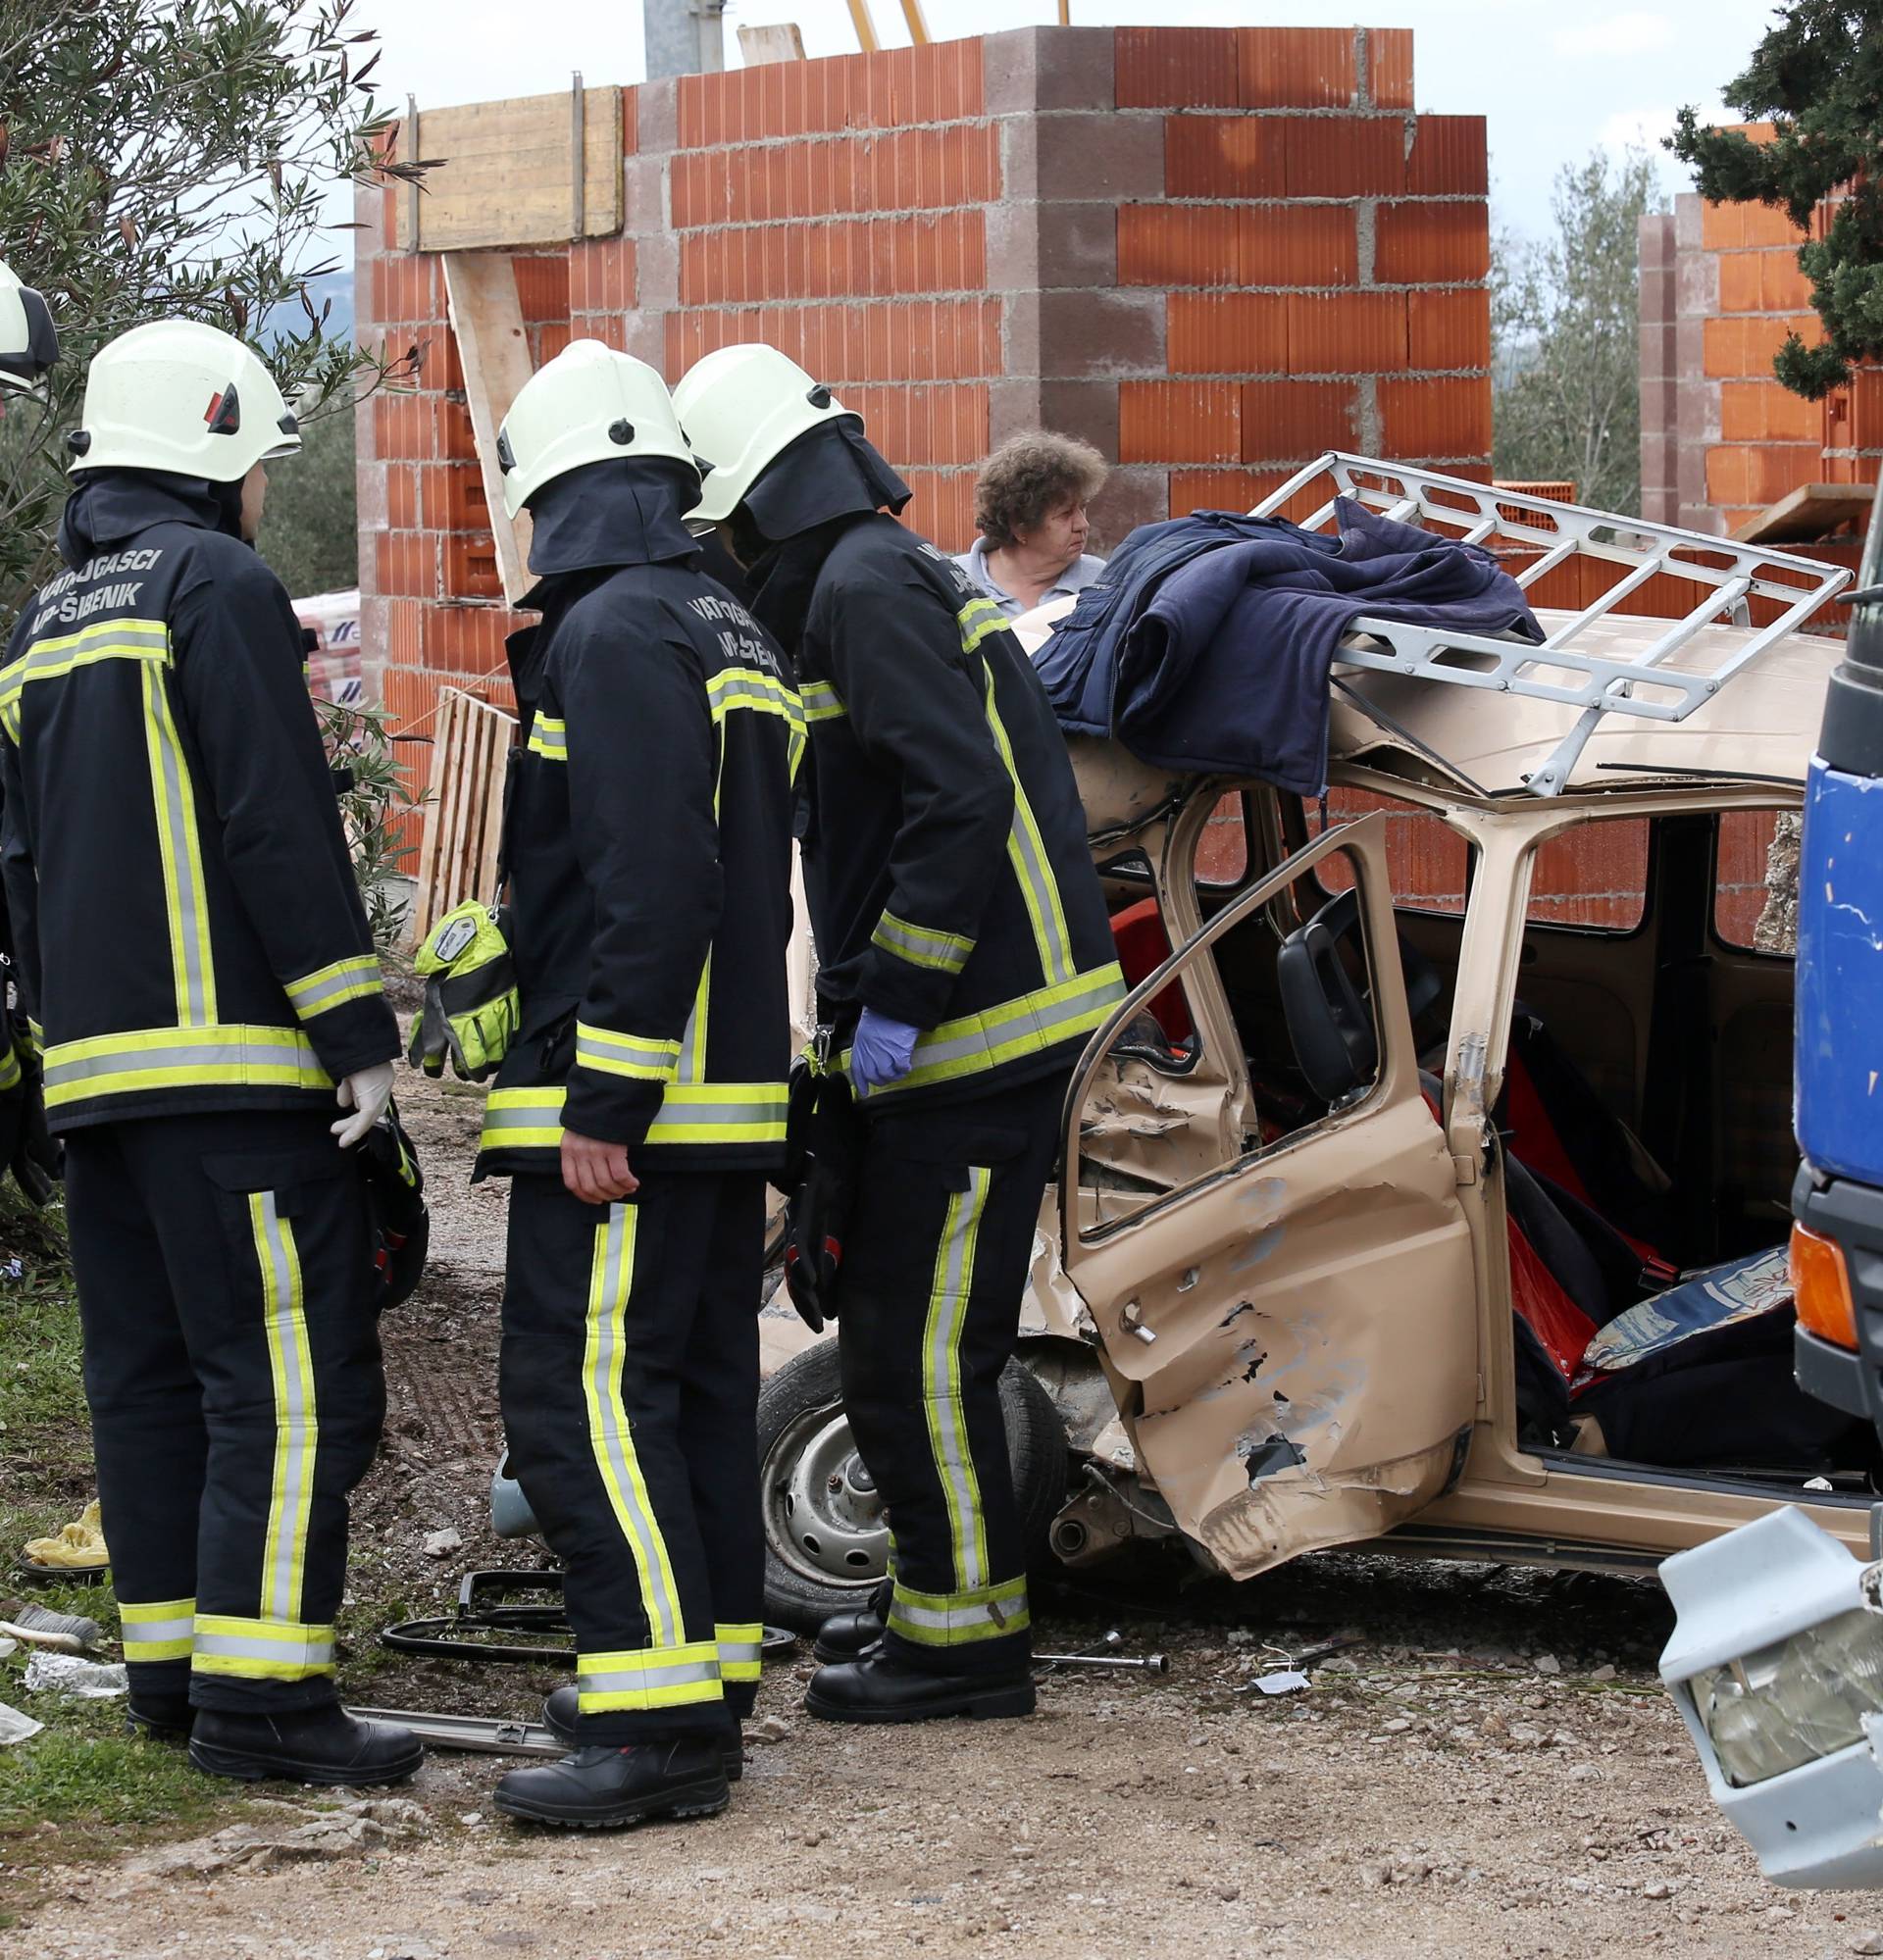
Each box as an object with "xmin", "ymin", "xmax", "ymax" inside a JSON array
[
  {"xmin": 578, "ymin": 1655, "xmax": 721, "ymax": 1697},
  {"xmin": 587, "ymin": 1204, "xmax": 682, "ymax": 1648}
]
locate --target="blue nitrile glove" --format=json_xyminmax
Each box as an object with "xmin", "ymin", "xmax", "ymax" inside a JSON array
[{"xmin": 850, "ymin": 1008, "xmax": 919, "ymax": 1093}]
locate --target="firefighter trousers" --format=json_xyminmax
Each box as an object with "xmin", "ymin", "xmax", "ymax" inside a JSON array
[
  {"xmin": 499, "ymin": 1170, "xmax": 766, "ymax": 1743},
  {"xmin": 838, "ymin": 1068, "xmax": 1069, "ymax": 1677},
  {"xmin": 63, "ymin": 1110, "xmax": 385, "ymax": 1712}
]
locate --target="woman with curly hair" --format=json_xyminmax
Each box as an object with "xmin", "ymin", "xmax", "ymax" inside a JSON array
[{"xmin": 955, "ymin": 429, "xmax": 1109, "ymax": 620}]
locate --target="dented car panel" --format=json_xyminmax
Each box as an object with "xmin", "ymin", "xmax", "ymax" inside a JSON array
[{"xmin": 1058, "ymin": 814, "xmax": 1476, "ymax": 1580}]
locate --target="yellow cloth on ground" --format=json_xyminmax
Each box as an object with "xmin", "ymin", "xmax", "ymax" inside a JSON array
[{"xmin": 24, "ymin": 1498, "xmax": 108, "ymax": 1569}]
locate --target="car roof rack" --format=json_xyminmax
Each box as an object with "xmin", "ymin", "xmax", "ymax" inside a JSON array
[{"xmin": 1248, "ymin": 452, "xmax": 1853, "ymax": 796}]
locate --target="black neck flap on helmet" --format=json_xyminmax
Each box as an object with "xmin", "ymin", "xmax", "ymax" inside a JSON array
[
  {"xmin": 739, "ymin": 419, "xmax": 912, "ymax": 545},
  {"xmin": 524, "ymin": 456, "xmax": 703, "ymax": 578}
]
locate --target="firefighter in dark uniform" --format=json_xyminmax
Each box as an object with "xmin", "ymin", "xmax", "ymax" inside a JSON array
[
  {"xmin": 466, "ymin": 340, "xmax": 796, "ymax": 1829},
  {"xmin": 0, "ymin": 321, "xmax": 419, "ymax": 1785},
  {"xmin": 673, "ymin": 345, "xmax": 1125, "ymax": 1724},
  {"xmin": 0, "ymin": 260, "xmax": 64, "ymax": 1209}
]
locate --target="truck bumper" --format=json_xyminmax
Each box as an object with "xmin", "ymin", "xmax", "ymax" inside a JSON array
[{"xmin": 1794, "ymin": 1166, "xmax": 1883, "ymax": 1435}]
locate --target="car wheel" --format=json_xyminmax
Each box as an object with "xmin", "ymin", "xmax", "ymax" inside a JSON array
[{"xmin": 757, "ymin": 1339, "xmax": 1072, "ymax": 1634}]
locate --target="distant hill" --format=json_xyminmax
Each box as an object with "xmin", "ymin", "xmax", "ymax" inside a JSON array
[{"xmin": 263, "ymin": 268, "xmax": 355, "ymax": 347}]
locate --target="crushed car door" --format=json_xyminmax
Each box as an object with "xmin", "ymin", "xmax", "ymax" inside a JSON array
[{"xmin": 1057, "ymin": 812, "xmax": 1478, "ymax": 1582}]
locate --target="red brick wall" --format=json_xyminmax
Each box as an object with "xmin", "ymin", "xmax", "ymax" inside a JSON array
[{"xmin": 354, "ymin": 25, "xmax": 1493, "ymax": 807}]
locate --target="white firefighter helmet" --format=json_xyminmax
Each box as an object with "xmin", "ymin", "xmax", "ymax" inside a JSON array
[
  {"xmin": 672, "ymin": 343, "xmax": 860, "ymax": 528},
  {"xmin": 496, "ymin": 338, "xmax": 697, "ymax": 521},
  {"xmin": 68, "ymin": 319, "xmax": 300, "ymax": 479},
  {"xmin": 0, "ymin": 261, "xmax": 58, "ymax": 396}
]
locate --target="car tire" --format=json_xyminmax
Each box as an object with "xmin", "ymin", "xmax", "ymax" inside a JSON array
[{"xmin": 757, "ymin": 1339, "xmax": 1071, "ymax": 1634}]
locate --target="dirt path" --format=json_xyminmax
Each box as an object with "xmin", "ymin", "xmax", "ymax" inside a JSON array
[{"xmin": 12, "ymin": 1071, "xmax": 1878, "ymax": 1959}]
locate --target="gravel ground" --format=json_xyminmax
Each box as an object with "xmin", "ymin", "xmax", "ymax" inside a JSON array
[{"xmin": 10, "ymin": 1067, "xmax": 1877, "ymax": 1959}]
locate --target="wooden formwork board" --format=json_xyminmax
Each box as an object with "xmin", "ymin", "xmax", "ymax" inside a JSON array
[
  {"xmin": 394, "ymin": 87, "xmax": 624, "ymax": 253},
  {"xmin": 412, "ymin": 688, "xmax": 516, "ymax": 942}
]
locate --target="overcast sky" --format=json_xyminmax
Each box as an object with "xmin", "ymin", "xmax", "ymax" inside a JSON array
[{"xmin": 350, "ymin": 0, "xmax": 1770, "ymax": 246}]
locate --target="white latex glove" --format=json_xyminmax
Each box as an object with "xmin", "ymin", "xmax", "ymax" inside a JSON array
[{"xmin": 331, "ymin": 1061, "xmax": 396, "ymax": 1149}]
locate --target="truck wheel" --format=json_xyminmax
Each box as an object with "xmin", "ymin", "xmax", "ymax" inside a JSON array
[{"xmin": 757, "ymin": 1340, "xmax": 1071, "ymax": 1634}]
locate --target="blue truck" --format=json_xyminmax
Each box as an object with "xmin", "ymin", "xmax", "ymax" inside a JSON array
[{"xmin": 1792, "ymin": 481, "xmax": 1883, "ymax": 1424}]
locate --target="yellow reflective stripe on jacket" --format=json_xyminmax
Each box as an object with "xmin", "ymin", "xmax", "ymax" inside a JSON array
[
  {"xmin": 981, "ymin": 658, "xmax": 1077, "ymax": 988},
  {"xmin": 843, "ymin": 962, "xmax": 1125, "ymax": 1100},
  {"xmin": 800, "ymin": 678, "xmax": 846, "ymax": 724},
  {"xmin": 584, "ymin": 1204, "xmax": 688, "ymax": 1650},
  {"xmin": 528, "ymin": 715, "xmax": 568, "ymax": 762},
  {"xmin": 0, "ymin": 1041, "xmax": 19, "ymax": 1094},
  {"xmin": 716, "ymin": 1621, "xmax": 765, "ymax": 1684},
  {"xmin": 578, "ymin": 1639, "xmax": 723, "ymax": 1713},
  {"xmin": 142, "ymin": 663, "xmax": 218, "ymax": 1027},
  {"xmin": 872, "ymin": 908, "xmax": 975, "ymax": 976},
  {"xmin": 956, "ymin": 595, "xmax": 1007, "ymax": 658},
  {"xmin": 121, "ymin": 1597, "xmax": 195, "ymax": 1664},
  {"xmin": 481, "ymin": 1080, "xmax": 789, "ymax": 1152},
  {"xmin": 0, "ymin": 616, "xmax": 171, "ymax": 739},
  {"xmin": 251, "ymin": 1191, "xmax": 317, "ymax": 1628},
  {"xmin": 925, "ymin": 1167, "xmax": 992, "ymax": 1592},
  {"xmin": 706, "ymin": 665, "xmax": 803, "ymax": 734},
  {"xmin": 283, "ymin": 953, "xmax": 383, "ymax": 1021},
  {"xmin": 191, "ymin": 1614, "xmax": 335, "ymax": 1681},
  {"xmin": 575, "ymin": 1022, "xmax": 681, "ymax": 1082},
  {"xmin": 43, "ymin": 1023, "xmax": 331, "ymax": 1109},
  {"xmin": 888, "ymin": 1574, "xmax": 1030, "ymax": 1648}
]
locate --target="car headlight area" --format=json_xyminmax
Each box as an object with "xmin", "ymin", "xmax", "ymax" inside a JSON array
[{"xmin": 1661, "ymin": 1504, "xmax": 1883, "ymax": 1887}]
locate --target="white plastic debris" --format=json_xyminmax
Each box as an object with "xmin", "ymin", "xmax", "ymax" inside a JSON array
[
  {"xmin": 423, "ymin": 1528, "xmax": 464, "ymax": 1560},
  {"xmin": 1252, "ymin": 1669, "xmax": 1310, "ymax": 1696},
  {"xmin": 0, "ymin": 1698, "xmax": 41, "ymax": 1744},
  {"xmin": 24, "ymin": 1651, "xmax": 127, "ymax": 1699}
]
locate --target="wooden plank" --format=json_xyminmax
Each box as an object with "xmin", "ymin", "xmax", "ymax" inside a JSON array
[
  {"xmin": 441, "ymin": 253, "xmax": 536, "ymax": 607},
  {"xmin": 412, "ymin": 689, "xmax": 518, "ymax": 940},
  {"xmin": 394, "ymin": 87, "xmax": 623, "ymax": 252},
  {"xmin": 737, "ymin": 22, "xmax": 806, "ymax": 62},
  {"xmin": 845, "ymin": 0, "xmax": 880, "ymax": 51},
  {"xmin": 1733, "ymin": 481, "xmax": 1876, "ymax": 545},
  {"xmin": 896, "ymin": 0, "xmax": 930, "ymax": 44}
]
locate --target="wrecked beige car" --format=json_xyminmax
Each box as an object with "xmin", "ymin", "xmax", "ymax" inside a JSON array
[{"xmin": 753, "ymin": 456, "xmax": 1871, "ymax": 1632}]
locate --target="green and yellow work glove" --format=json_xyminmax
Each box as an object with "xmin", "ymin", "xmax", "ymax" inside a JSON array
[{"xmin": 407, "ymin": 901, "xmax": 519, "ymax": 1081}]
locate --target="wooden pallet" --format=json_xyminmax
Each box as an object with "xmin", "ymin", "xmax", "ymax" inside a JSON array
[{"xmin": 412, "ymin": 688, "xmax": 517, "ymax": 943}]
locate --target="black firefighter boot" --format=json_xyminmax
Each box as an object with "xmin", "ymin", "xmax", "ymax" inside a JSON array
[
  {"xmin": 812, "ymin": 1607, "xmax": 885, "ymax": 1664},
  {"xmin": 804, "ymin": 1652, "xmax": 1036, "ymax": 1725},
  {"xmin": 540, "ymin": 1684, "xmax": 744, "ymax": 1781},
  {"xmin": 812, "ymin": 1578, "xmax": 891, "ymax": 1664},
  {"xmin": 493, "ymin": 1737, "xmax": 730, "ymax": 1830},
  {"xmin": 189, "ymin": 1703, "xmax": 424, "ymax": 1786},
  {"xmin": 126, "ymin": 1690, "xmax": 196, "ymax": 1743}
]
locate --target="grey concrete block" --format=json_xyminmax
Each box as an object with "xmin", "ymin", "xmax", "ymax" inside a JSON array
[
  {"xmin": 637, "ymin": 77, "xmax": 679, "ymax": 156},
  {"xmin": 1036, "ymin": 111, "xmax": 1163, "ymax": 203},
  {"xmin": 1038, "ymin": 287, "xmax": 1164, "ymax": 377},
  {"xmin": 1040, "ymin": 377, "xmax": 1119, "ymax": 458},
  {"xmin": 1090, "ymin": 465, "xmax": 1168, "ymax": 552},
  {"xmin": 1037, "ymin": 202, "xmax": 1118, "ymax": 287}
]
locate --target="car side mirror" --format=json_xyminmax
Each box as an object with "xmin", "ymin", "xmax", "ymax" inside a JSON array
[{"xmin": 1277, "ymin": 918, "xmax": 1378, "ymax": 1105}]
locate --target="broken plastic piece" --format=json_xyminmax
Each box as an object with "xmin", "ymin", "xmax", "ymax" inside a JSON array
[
  {"xmin": 0, "ymin": 1698, "xmax": 41, "ymax": 1745},
  {"xmin": 1251, "ymin": 1669, "xmax": 1310, "ymax": 1696}
]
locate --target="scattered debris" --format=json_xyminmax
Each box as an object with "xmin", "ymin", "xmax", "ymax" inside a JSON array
[
  {"xmin": 21, "ymin": 1497, "xmax": 109, "ymax": 1574},
  {"xmin": 423, "ymin": 1528, "xmax": 464, "ymax": 1559},
  {"xmin": 0, "ymin": 1697, "xmax": 42, "ymax": 1745},
  {"xmin": 1534, "ymin": 1653, "xmax": 1562, "ymax": 1675},
  {"xmin": 24, "ymin": 1652, "xmax": 127, "ymax": 1699},
  {"xmin": 0, "ymin": 1598, "xmax": 103, "ymax": 1653},
  {"xmin": 1250, "ymin": 1669, "xmax": 1310, "ymax": 1697},
  {"xmin": 116, "ymin": 1798, "xmax": 430, "ymax": 1885}
]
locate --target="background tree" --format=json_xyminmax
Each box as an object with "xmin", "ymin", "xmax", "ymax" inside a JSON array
[
  {"xmin": 259, "ymin": 406, "xmax": 357, "ymax": 599},
  {"xmin": 1492, "ymin": 147, "xmax": 1664, "ymax": 513},
  {"xmin": 1668, "ymin": 0, "xmax": 1883, "ymax": 400},
  {"xmin": 0, "ymin": 0, "xmax": 418, "ymax": 623}
]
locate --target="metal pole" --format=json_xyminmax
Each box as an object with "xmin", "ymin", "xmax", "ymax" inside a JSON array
[{"xmin": 643, "ymin": 0, "xmax": 725, "ymax": 78}]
